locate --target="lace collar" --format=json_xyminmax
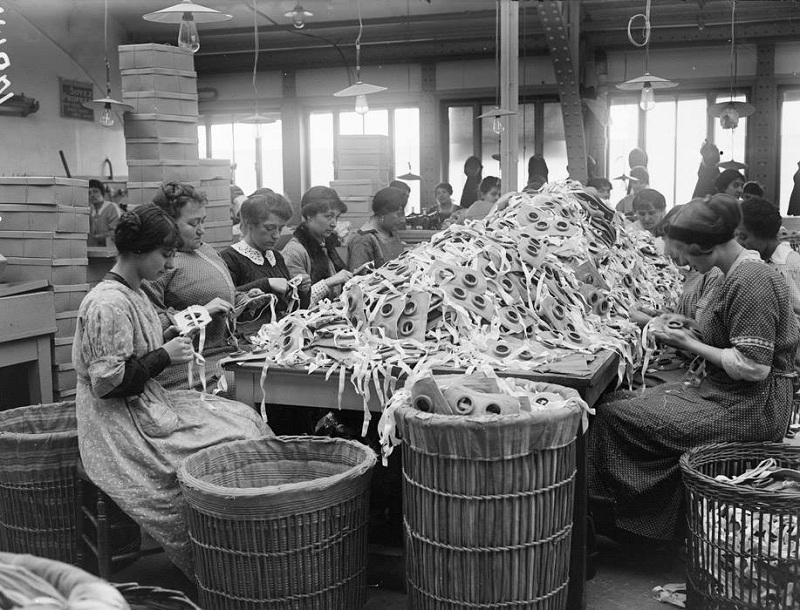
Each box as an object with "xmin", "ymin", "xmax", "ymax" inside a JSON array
[{"xmin": 232, "ymin": 240, "xmax": 276, "ymax": 266}]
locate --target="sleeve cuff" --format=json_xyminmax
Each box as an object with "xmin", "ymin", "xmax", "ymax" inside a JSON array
[
  {"xmin": 310, "ymin": 280, "xmax": 329, "ymax": 304},
  {"xmin": 721, "ymin": 347, "xmax": 771, "ymax": 381}
]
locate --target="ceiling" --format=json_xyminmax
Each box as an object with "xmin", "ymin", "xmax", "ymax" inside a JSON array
[{"xmin": 11, "ymin": 0, "xmax": 800, "ymax": 75}]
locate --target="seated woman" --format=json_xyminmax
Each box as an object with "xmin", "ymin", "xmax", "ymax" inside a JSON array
[
  {"xmin": 627, "ymin": 188, "xmax": 667, "ymax": 255},
  {"xmin": 73, "ymin": 204, "xmax": 269, "ymax": 577},
  {"xmin": 220, "ymin": 192, "xmax": 311, "ymax": 328},
  {"xmin": 281, "ymin": 186, "xmax": 352, "ymax": 307},
  {"xmin": 347, "ymin": 186, "xmax": 407, "ymax": 273},
  {"xmin": 425, "ymin": 182, "xmax": 460, "ymax": 221},
  {"xmin": 451, "ymin": 176, "xmax": 501, "ymax": 224},
  {"xmin": 590, "ymin": 195, "xmax": 798, "ymax": 544},
  {"xmin": 142, "ymin": 182, "xmax": 238, "ymax": 390}
]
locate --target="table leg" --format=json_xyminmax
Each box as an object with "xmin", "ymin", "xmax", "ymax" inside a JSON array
[
  {"xmin": 567, "ymin": 427, "xmax": 587, "ymax": 609},
  {"xmin": 28, "ymin": 336, "xmax": 53, "ymax": 404}
]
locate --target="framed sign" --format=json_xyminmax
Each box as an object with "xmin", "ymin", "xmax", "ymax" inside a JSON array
[{"xmin": 59, "ymin": 78, "xmax": 94, "ymax": 121}]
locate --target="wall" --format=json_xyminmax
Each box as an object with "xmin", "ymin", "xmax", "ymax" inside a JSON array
[{"xmin": 0, "ymin": 2, "xmax": 126, "ymax": 179}]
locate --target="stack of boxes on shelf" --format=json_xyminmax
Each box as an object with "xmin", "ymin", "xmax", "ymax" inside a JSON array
[
  {"xmin": 199, "ymin": 159, "xmax": 233, "ymax": 249},
  {"xmin": 330, "ymin": 135, "xmax": 391, "ymax": 230},
  {"xmin": 0, "ymin": 177, "xmax": 90, "ymax": 401},
  {"xmin": 119, "ymin": 43, "xmax": 200, "ymax": 209}
]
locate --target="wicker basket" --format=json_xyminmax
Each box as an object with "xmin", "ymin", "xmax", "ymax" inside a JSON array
[
  {"xmin": 178, "ymin": 436, "xmax": 377, "ymax": 610},
  {"xmin": 395, "ymin": 380, "xmax": 584, "ymax": 609},
  {"xmin": 680, "ymin": 442, "xmax": 800, "ymax": 610},
  {"xmin": 0, "ymin": 401, "xmax": 79, "ymax": 564}
]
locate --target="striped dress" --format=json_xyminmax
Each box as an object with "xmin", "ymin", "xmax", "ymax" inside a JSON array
[{"xmin": 142, "ymin": 243, "xmax": 237, "ymax": 390}]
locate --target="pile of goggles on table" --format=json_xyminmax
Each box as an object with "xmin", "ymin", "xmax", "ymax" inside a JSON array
[{"xmin": 247, "ymin": 181, "xmax": 682, "ymax": 420}]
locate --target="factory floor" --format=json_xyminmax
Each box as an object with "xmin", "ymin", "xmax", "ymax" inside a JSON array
[{"xmin": 113, "ymin": 529, "xmax": 686, "ymax": 609}]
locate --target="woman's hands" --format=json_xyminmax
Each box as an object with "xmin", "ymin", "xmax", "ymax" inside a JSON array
[
  {"xmin": 326, "ymin": 269, "xmax": 353, "ymax": 288},
  {"xmin": 205, "ymin": 297, "xmax": 233, "ymax": 317},
  {"xmin": 162, "ymin": 335, "xmax": 194, "ymax": 363},
  {"xmin": 650, "ymin": 314, "xmax": 702, "ymax": 351},
  {"xmin": 267, "ymin": 278, "xmax": 290, "ymax": 294},
  {"xmin": 296, "ymin": 273, "xmax": 312, "ymax": 291}
]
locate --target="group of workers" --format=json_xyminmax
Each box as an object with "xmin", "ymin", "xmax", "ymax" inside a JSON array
[{"xmin": 72, "ymin": 139, "xmax": 800, "ymax": 579}]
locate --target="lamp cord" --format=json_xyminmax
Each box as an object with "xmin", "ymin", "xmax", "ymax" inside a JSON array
[
  {"xmin": 252, "ymin": 0, "xmax": 259, "ymax": 118},
  {"xmin": 495, "ymin": 0, "xmax": 501, "ymax": 107},
  {"xmin": 729, "ymin": 0, "xmax": 737, "ymax": 99},
  {"xmin": 355, "ymin": 0, "xmax": 364, "ymax": 81},
  {"xmin": 104, "ymin": 0, "xmax": 111, "ymax": 96},
  {"xmin": 627, "ymin": 0, "xmax": 652, "ymax": 73}
]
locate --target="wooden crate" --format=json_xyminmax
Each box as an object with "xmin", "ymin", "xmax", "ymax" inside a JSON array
[
  {"xmin": 120, "ymin": 67, "xmax": 197, "ymax": 95},
  {"xmin": 51, "ymin": 336, "xmax": 74, "ymax": 366},
  {"xmin": 0, "ymin": 291, "xmax": 56, "ymax": 343},
  {"xmin": 127, "ymin": 159, "xmax": 200, "ymax": 183},
  {"xmin": 337, "ymin": 167, "xmax": 391, "ymax": 183},
  {"xmin": 199, "ymin": 159, "xmax": 232, "ymax": 182},
  {"xmin": 52, "ymin": 363, "xmax": 77, "ymax": 392},
  {"xmin": 330, "ymin": 180, "xmax": 383, "ymax": 198},
  {"xmin": 336, "ymin": 134, "xmax": 390, "ymax": 154},
  {"xmin": 4, "ymin": 258, "xmax": 87, "ymax": 284},
  {"xmin": 55, "ymin": 310, "xmax": 79, "ymax": 339},
  {"xmin": 199, "ymin": 178, "xmax": 230, "ymax": 202},
  {"xmin": 118, "ymin": 43, "xmax": 195, "ymax": 72},
  {"xmin": 53, "ymin": 283, "xmax": 90, "ymax": 313},
  {"xmin": 126, "ymin": 137, "xmax": 199, "ymax": 161},
  {"xmin": 0, "ymin": 231, "xmax": 87, "ymax": 259},
  {"xmin": 123, "ymin": 113, "xmax": 198, "ymax": 140},
  {"xmin": 203, "ymin": 220, "xmax": 232, "ymax": 245},
  {"xmin": 122, "ymin": 91, "xmax": 198, "ymax": 117},
  {"xmin": 0, "ymin": 177, "xmax": 89, "ymax": 206},
  {"xmin": 340, "ymin": 197, "xmax": 373, "ymax": 217},
  {"xmin": 205, "ymin": 204, "xmax": 231, "ymax": 223},
  {"xmin": 0, "ymin": 204, "xmax": 89, "ymax": 233}
]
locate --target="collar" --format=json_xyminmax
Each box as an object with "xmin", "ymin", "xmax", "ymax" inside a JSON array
[
  {"xmin": 727, "ymin": 247, "xmax": 762, "ymax": 277},
  {"xmin": 232, "ymin": 240, "xmax": 276, "ymax": 266},
  {"xmin": 769, "ymin": 241, "xmax": 792, "ymax": 265}
]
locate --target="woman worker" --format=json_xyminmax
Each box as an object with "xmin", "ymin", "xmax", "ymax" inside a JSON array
[
  {"xmin": 453, "ymin": 176, "xmax": 501, "ymax": 223},
  {"xmin": 73, "ymin": 204, "xmax": 269, "ymax": 577},
  {"xmin": 589, "ymin": 194, "xmax": 798, "ymax": 544},
  {"xmin": 142, "ymin": 182, "xmax": 238, "ymax": 390},
  {"xmin": 347, "ymin": 186, "xmax": 407, "ymax": 273},
  {"xmin": 220, "ymin": 192, "xmax": 311, "ymax": 327},
  {"xmin": 281, "ymin": 186, "xmax": 353, "ymax": 307}
]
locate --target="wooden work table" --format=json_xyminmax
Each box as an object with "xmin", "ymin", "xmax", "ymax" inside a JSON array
[{"xmin": 222, "ymin": 349, "xmax": 620, "ymax": 609}]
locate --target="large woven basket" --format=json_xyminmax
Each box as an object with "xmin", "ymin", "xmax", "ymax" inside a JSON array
[
  {"xmin": 178, "ymin": 435, "xmax": 377, "ymax": 610},
  {"xmin": 395, "ymin": 381, "xmax": 584, "ymax": 609},
  {"xmin": 0, "ymin": 402, "xmax": 79, "ymax": 563},
  {"xmin": 680, "ymin": 442, "xmax": 800, "ymax": 610}
]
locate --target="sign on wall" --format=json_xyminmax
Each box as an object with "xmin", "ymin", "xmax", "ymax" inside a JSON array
[{"xmin": 59, "ymin": 78, "xmax": 94, "ymax": 121}]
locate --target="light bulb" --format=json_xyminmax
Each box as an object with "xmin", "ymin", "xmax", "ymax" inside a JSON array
[
  {"xmin": 100, "ymin": 104, "xmax": 115, "ymax": 128},
  {"xmin": 178, "ymin": 13, "xmax": 200, "ymax": 54},
  {"xmin": 355, "ymin": 94, "xmax": 369, "ymax": 115},
  {"xmin": 639, "ymin": 83, "xmax": 655, "ymax": 111},
  {"xmin": 492, "ymin": 116, "xmax": 504, "ymax": 134},
  {"xmin": 292, "ymin": 13, "xmax": 305, "ymax": 28}
]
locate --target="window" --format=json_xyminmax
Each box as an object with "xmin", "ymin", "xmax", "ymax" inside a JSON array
[
  {"xmin": 779, "ymin": 89, "xmax": 800, "ymax": 213},
  {"xmin": 307, "ymin": 106, "xmax": 421, "ymax": 212},
  {"xmin": 444, "ymin": 99, "xmax": 562, "ymax": 199},
  {"xmin": 607, "ymin": 90, "xmax": 749, "ymax": 207},
  {"xmin": 200, "ymin": 118, "xmax": 283, "ymax": 196}
]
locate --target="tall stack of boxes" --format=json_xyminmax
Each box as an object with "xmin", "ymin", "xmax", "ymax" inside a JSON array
[
  {"xmin": 119, "ymin": 43, "xmax": 200, "ymax": 209},
  {"xmin": 0, "ymin": 177, "xmax": 90, "ymax": 401},
  {"xmin": 199, "ymin": 159, "xmax": 234, "ymax": 249},
  {"xmin": 330, "ymin": 135, "xmax": 391, "ymax": 230}
]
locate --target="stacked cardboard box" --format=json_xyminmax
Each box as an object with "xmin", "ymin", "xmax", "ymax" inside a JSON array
[
  {"xmin": 199, "ymin": 159, "xmax": 234, "ymax": 250},
  {"xmin": 119, "ymin": 43, "xmax": 199, "ymax": 209},
  {"xmin": 0, "ymin": 177, "xmax": 90, "ymax": 400},
  {"xmin": 330, "ymin": 135, "xmax": 392, "ymax": 230}
]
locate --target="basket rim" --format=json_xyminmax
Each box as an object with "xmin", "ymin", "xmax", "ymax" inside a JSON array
[
  {"xmin": 178, "ymin": 435, "xmax": 377, "ymax": 499},
  {"xmin": 680, "ymin": 441, "xmax": 800, "ymax": 501},
  {"xmin": 0, "ymin": 401, "xmax": 77, "ymax": 441}
]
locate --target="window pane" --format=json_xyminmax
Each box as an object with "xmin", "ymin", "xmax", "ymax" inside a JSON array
[
  {"xmin": 259, "ymin": 120, "xmax": 283, "ymax": 195},
  {"xmin": 713, "ymin": 92, "xmax": 747, "ymax": 168},
  {"xmin": 210, "ymin": 122, "xmax": 258, "ymax": 196},
  {"xmin": 394, "ymin": 107, "xmax": 421, "ymax": 213},
  {"xmin": 542, "ymin": 103, "xmax": 568, "ymax": 183},
  {"xmin": 480, "ymin": 104, "xmax": 501, "ymax": 182},
  {"xmin": 608, "ymin": 101, "xmax": 640, "ymax": 205},
  {"xmin": 675, "ymin": 97, "xmax": 707, "ymax": 205},
  {"xmin": 517, "ymin": 103, "xmax": 537, "ymax": 189},
  {"xmin": 339, "ymin": 109, "xmax": 389, "ymax": 136},
  {"xmin": 780, "ymin": 90, "xmax": 800, "ymax": 213},
  {"xmin": 645, "ymin": 98, "xmax": 677, "ymax": 206},
  {"xmin": 448, "ymin": 106, "xmax": 473, "ymax": 204},
  {"xmin": 309, "ymin": 112, "xmax": 334, "ymax": 187},
  {"xmin": 197, "ymin": 125, "xmax": 207, "ymax": 159}
]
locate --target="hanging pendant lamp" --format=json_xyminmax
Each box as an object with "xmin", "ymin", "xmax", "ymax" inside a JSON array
[
  {"xmin": 333, "ymin": 0, "xmax": 386, "ymax": 115},
  {"xmin": 143, "ymin": 0, "xmax": 232, "ymax": 55},
  {"xmin": 398, "ymin": 162, "xmax": 421, "ymax": 181},
  {"xmin": 83, "ymin": 0, "xmax": 133, "ymax": 127},
  {"xmin": 285, "ymin": 4, "xmax": 313, "ymax": 29}
]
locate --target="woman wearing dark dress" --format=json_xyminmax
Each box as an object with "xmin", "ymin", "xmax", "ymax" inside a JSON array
[
  {"xmin": 220, "ymin": 192, "xmax": 311, "ymax": 324},
  {"xmin": 589, "ymin": 194, "xmax": 799, "ymax": 543}
]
